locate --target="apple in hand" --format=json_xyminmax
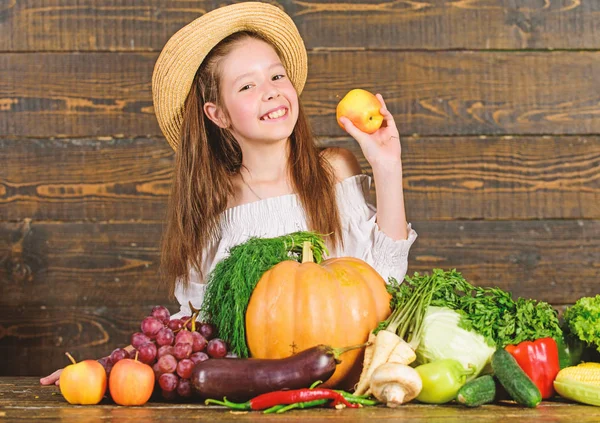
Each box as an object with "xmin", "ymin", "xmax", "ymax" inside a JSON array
[
  {"xmin": 109, "ymin": 352, "xmax": 155, "ymax": 406},
  {"xmin": 59, "ymin": 352, "xmax": 107, "ymax": 405},
  {"xmin": 336, "ymin": 88, "xmax": 384, "ymax": 134}
]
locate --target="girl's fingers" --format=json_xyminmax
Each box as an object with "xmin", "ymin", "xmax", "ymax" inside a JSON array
[
  {"xmin": 339, "ymin": 116, "xmax": 365, "ymax": 143},
  {"xmin": 380, "ymin": 108, "xmax": 392, "ymax": 122},
  {"xmin": 376, "ymin": 94, "xmax": 394, "ymax": 121},
  {"xmin": 376, "ymin": 93, "xmax": 389, "ymax": 112},
  {"xmin": 375, "ymin": 95, "xmax": 398, "ymax": 132},
  {"xmin": 40, "ymin": 369, "xmax": 63, "ymax": 385}
]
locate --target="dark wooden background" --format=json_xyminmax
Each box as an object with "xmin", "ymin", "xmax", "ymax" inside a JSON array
[{"xmin": 1, "ymin": 0, "xmax": 599, "ymax": 376}]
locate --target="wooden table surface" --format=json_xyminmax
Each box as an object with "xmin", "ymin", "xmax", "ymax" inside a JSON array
[{"xmin": 1, "ymin": 377, "xmax": 599, "ymax": 422}]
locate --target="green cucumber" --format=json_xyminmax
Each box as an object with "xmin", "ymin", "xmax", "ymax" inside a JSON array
[
  {"xmin": 456, "ymin": 375, "xmax": 496, "ymax": 407},
  {"xmin": 491, "ymin": 348, "xmax": 542, "ymax": 408}
]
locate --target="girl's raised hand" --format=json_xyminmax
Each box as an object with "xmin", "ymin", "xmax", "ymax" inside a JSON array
[{"xmin": 338, "ymin": 94, "xmax": 402, "ymax": 169}]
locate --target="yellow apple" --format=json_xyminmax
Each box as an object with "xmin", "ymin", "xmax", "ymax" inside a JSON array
[
  {"xmin": 59, "ymin": 352, "xmax": 107, "ymax": 405},
  {"xmin": 336, "ymin": 89, "xmax": 384, "ymax": 134}
]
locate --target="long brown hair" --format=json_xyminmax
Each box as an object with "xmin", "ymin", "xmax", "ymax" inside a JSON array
[{"xmin": 161, "ymin": 32, "xmax": 342, "ymax": 297}]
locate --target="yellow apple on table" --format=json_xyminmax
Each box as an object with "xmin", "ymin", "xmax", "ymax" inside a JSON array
[
  {"xmin": 59, "ymin": 352, "xmax": 107, "ymax": 405},
  {"xmin": 336, "ymin": 88, "xmax": 384, "ymax": 134}
]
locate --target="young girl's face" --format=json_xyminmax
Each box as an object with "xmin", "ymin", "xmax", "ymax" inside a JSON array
[{"xmin": 211, "ymin": 37, "xmax": 300, "ymax": 146}]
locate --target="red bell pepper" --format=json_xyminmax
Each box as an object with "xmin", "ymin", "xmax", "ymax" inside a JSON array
[{"xmin": 505, "ymin": 337, "xmax": 560, "ymax": 399}]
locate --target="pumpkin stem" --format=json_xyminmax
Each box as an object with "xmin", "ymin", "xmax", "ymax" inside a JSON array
[{"xmin": 302, "ymin": 241, "xmax": 314, "ymax": 263}]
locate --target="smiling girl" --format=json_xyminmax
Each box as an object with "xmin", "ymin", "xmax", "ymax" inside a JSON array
[
  {"xmin": 41, "ymin": 1, "xmax": 417, "ymax": 386},
  {"xmin": 157, "ymin": 3, "xmax": 417, "ymax": 321}
]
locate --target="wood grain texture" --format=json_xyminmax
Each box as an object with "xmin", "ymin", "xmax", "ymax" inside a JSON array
[
  {"xmin": 399, "ymin": 135, "xmax": 600, "ymax": 221},
  {"xmin": 0, "ymin": 220, "xmax": 169, "ymax": 307},
  {"xmin": 2, "ymin": 0, "xmax": 600, "ymax": 51},
  {"xmin": 0, "ymin": 52, "xmax": 157, "ymax": 137},
  {"xmin": 2, "ymin": 220, "xmax": 598, "ymax": 309},
  {"xmin": 0, "ymin": 137, "xmax": 174, "ymax": 221},
  {"xmin": 2, "ymin": 136, "xmax": 598, "ymax": 221},
  {"xmin": 3, "ymin": 51, "xmax": 600, "ymax": 138}
]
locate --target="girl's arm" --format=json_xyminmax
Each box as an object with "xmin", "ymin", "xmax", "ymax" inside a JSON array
[
  {"xmin": 372, "ymin": 164, "xmax": 407, "ymax": 240},
  {"xmin": 338, "ymin": 94, "xmax": 408, "ymax": 240}
]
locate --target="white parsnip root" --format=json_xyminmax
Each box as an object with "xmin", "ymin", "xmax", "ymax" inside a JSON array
[
  {"xmin": 364, "ymin": 337, "xmax": 416, "ymax": 396},
  {"xmin": 354, "ymin": 273, "xmax": 437, "ymax": 397},
  {"xmin": 387, "ymin": 338, "xmax": 416, "ymax": 365},
  {"xmin": 354, "ymin": 329, "xmax": 400, "ymax": 396},
  {"xmin": 354, "ymin": 330, "xmax": 417, "ymax": 396},
  {"xmin": 354, "ymin": 331, "xmax": 376, "ymax": 390},
  {"xmin": 355, "ymin": 273, "xmax": 437, "ymax": 399}
]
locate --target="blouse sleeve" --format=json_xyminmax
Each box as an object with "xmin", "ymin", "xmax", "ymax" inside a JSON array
[{"xmin": 338, "ymin": 175, "xmax": 418, "ymax": 284}]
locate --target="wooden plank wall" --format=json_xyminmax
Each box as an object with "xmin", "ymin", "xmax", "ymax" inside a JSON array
[{"xmin": 1, "ymin": 0, "xmax": 599, "ymax": 376}]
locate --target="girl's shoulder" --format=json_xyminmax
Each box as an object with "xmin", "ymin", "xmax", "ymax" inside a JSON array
[{"xmin": 321, "ymin": 147, "xmax": 362, "ymax": 182}]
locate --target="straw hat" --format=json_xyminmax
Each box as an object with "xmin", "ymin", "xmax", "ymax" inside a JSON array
[{"xmin": 152, "ymin": 2, "xmax": 308, "ymax": 151}]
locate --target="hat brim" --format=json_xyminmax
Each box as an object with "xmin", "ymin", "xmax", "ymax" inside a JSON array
[{"xmin": 152, "ymin": 2, "xmax": 308, "ymax": 151}]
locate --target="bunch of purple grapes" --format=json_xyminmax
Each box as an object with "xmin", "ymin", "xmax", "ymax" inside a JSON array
[{"xmin": 98, "ymin": 305, "xmax": 231, "ymax": 400}]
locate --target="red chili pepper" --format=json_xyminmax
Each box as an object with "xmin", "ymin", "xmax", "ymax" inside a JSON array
[
  {"xmin": 205, "ymin": 388, "xmax": 359, "ymax": 410},
  {"xmin": 505, "ymin": 337, "xmax": 560, "ymax": 399}
]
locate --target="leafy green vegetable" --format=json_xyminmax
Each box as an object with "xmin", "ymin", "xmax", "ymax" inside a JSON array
[
  {"xmin": 201, "ymin": 231, "xmax": 329, "ymax": 358},
  {"xmin": 386, "ymin": 269, "xmax": 562, "ymax": 348},
  {"xmin": 380, "ymin": 272, "xmax": 495, "ymax": 378},
  {"xmin": 415, "ymin": 306, "xmax": 496, "ymax": 381},
  {"xmin": 563, "ymin": 295, "xmax": 600, "ymax": 353}
]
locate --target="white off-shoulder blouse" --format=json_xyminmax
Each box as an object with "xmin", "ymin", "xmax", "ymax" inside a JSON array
[{"xmin": 171, "ymin": 174, "xmax": 418, "ymax": 319}]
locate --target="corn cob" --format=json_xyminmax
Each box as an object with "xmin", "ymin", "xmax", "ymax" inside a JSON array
[{"xmin": 554, "ymin": 362, "xmax": 600, "ymax": 406}]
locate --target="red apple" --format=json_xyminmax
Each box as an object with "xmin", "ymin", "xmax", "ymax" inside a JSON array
[
  {"xmin": 108, "ymin": 353, "xmax": 155, "ymax": 406},
  {"xmin": 59, "ymin": 352, "xmax": 107, "ymax": 405},
  {"xmin": 336, "ymin": 88, "xmax": 384, "ymax": 134}
]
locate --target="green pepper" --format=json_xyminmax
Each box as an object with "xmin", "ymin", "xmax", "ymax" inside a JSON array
[
  {"xmin": 557, "ymin": 333, "xmax": 585, "ymax": 369},
  {"xmin": 415, "ymin": 359, "xmax": 475, "ymax": 404}
]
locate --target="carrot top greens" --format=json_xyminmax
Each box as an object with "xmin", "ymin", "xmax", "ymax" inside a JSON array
[{"xmin": 383, "ymin": 269, "xmax": 562, "ymax": 348}]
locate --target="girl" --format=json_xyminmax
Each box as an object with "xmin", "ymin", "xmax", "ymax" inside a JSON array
[{"xmin": 41, "ymin": 1, "xmax": 416, "ymax": 386}]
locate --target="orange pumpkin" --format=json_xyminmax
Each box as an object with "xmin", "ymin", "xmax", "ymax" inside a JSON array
[{"xmin": 245, "ymin": 241, "xmax": 391, "ymax": 388}]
